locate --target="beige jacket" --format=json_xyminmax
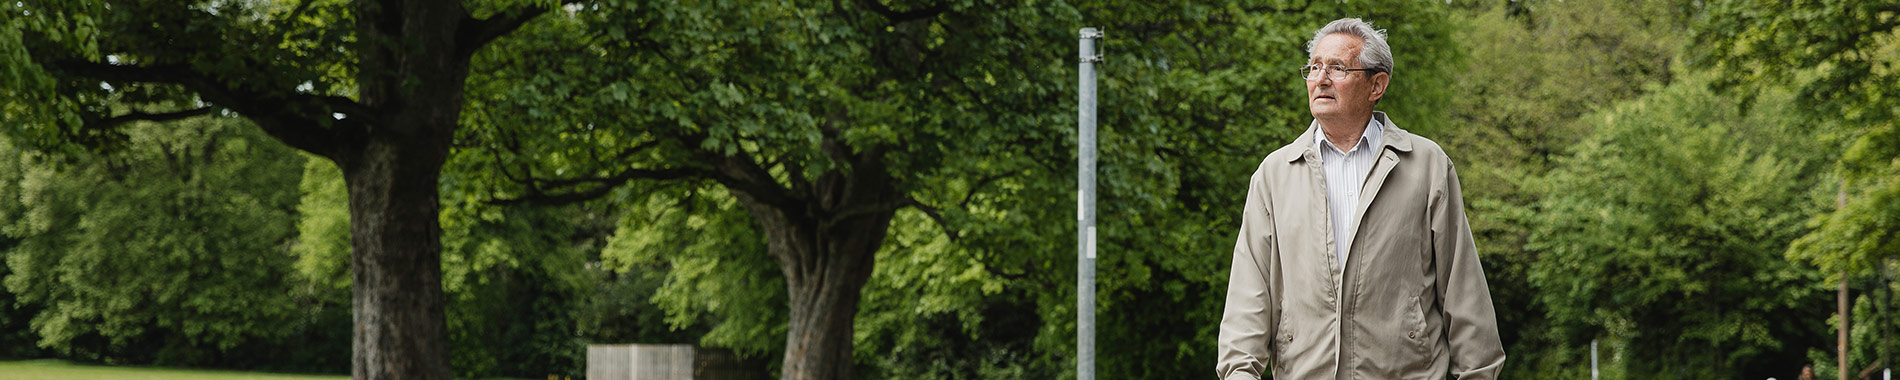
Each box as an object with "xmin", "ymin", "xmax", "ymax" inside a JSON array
[{"xmin": 1216, "ymin": 112, "xmax": 1505, "ymax": 380}]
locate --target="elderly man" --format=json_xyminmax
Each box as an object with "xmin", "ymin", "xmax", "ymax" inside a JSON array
[{"xmin": 1215, "ymin": 18, "xmax": 1506, "ymax": 379}]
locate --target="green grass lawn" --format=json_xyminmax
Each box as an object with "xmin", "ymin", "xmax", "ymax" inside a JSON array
[{"xmin": 0, "ymin": 359, "xmax": 347, "ymax": 380}]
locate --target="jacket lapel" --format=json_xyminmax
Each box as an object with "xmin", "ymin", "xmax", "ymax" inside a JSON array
[
  {"xmin": 1292, "ymin": 122, "xmax": 1342, "ymax": 299},
  {"xmin": 1353, "ymin": 151, "xmax": 1399, "ymax": 232},
  {"xmin": 1345, "ymin": 112, "xmax": 1415, "ymax": 298},
  {"xmin": 1351, "ymin": 112, "xmax": 1414, "ymax": 229}
]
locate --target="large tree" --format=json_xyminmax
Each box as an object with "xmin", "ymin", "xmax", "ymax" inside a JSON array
[
  {"xmin": 2, "ymin": 1, "xmax": 573, "ymax": 378},
  {"xmin": 458, "ymin": 2, "xmax": 1080, "ymax": 378}
]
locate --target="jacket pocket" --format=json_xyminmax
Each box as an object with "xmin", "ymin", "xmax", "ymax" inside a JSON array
[
  {"xmin": 1407, "ymin": 295, "xmax": 1429, "ymax": 352},
  {"xmin": 1273, "ymin": 311, "xmax": 1292, "ymax": 372}
]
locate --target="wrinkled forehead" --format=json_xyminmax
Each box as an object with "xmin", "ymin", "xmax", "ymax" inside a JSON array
[{"xmin": 1308, "ymin": 33, "xmax": 1364, "ymax": 64}]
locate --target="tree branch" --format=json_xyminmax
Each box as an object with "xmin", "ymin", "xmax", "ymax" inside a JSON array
[
  {"xmin": 906, "ymin": 197, "xmax": 960, "ymax": 242},
  {"xmin": 1241, "ymin": 0, "xmax": 1313, "ymax": 14},
  {"xmin": 710, "ymin": 150, "xmax": 804, "ymax": 211},
  {"xmin": 854, "ymin": 0, "xmax": 948, "ymax": 23},
  {"xmin": 825, "ymin": 195, "xmax": 905, "ymax": 230},
  {"xmin": 50, "ymin": 60, "xmax": 363, "ymax": 157},
  {"xmin": 486, "ymin": 136, "xmax": 692, "ymax": 206},
  {"xmin": 488, "ymin": 166, "xmax": 700, "ymax": 206},
  {"xmin": 457, "ymin": 0, "xmax": 584, "ymax": 57},
  {"xmin": 958, "ymin": 172, "xmax": 1011, "ymax": 209},
  {"xmin": 283, "ymin": 0, "xmax": 318, "ymax": 24}
]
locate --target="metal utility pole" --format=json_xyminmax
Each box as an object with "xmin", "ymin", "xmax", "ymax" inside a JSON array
[{"xmin": 1077, "ymin": 27, "xmax": 1102, "ymax": 380}]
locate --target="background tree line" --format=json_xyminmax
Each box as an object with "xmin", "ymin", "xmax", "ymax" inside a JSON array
[{"xmin": 1, "ymin": 0, "xmax": 1895, "ymax": 379}]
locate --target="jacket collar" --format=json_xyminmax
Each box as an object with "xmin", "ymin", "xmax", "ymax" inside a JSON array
[{"xmin": 1289, "ymin": 111, "xmax": 1414, "ymax": 163}]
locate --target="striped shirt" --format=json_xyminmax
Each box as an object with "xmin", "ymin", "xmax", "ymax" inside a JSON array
[{"xmin": 1315, "ymin": 118, "xmax": 1383, "ymax": 273}]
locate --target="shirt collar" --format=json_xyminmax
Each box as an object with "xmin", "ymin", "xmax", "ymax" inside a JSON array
[{"xmin": 1315, "ymin": 117, "xmax": 1384, "ymax": 155}]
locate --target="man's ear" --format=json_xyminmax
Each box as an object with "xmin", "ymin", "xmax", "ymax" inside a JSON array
[{"xmin": 1368, "ymin": 71, "xmax": 1390, "ymax": 102}]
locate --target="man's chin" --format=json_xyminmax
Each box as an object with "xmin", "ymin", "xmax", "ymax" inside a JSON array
[{"xmin": 1309, "ymin": 106, "xmax": 1340, "ymax": 120}]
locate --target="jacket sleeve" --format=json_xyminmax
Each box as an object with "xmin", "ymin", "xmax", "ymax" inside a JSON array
[
  {"xmin": 1216, "ymin": 171, "xmax": 1277, "ymax": 380},
  {"xmin": 1431, "ymin": 162, "xmax": 1507, "ymax": 379}
]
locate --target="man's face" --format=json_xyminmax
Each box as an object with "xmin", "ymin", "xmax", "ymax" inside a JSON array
[{"xmin": 1306, "ymin": 33, "xmax": 1388, "ymax": 122}]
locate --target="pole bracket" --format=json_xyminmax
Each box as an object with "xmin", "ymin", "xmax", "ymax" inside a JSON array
[{"xmin": 1080, "ymin": 28, "xmax": 1104, "ymax": 63}]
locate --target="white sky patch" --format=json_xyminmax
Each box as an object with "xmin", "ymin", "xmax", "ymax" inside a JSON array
[
  {"xmin": 297, "ymin": 81, "xmax": 314, "ymax": 93},
  {"xmin": 332, "ymin": 113, "xmax": 345, "ymax": 120}
]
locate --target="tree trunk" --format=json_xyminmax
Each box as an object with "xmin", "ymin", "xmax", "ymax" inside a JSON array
[
  {"xmin": 777, "ymin": 229, "xmax": 882, "ymax": 380},
  {"xmin": 340, "ymin": 0, "xmax": 470, "ymax": 378},
  {"xmin": 341, "ymin": 138, "xmax": 454, "ymax": 380},
  {"xmin": 729, "ymin": 157, "xmax": 900, "ymax": 380}
]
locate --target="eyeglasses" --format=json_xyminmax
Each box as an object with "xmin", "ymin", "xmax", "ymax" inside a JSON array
[{"xmin": 1299, "ymin": 64, "xmax": 1380, "ymax": 81}]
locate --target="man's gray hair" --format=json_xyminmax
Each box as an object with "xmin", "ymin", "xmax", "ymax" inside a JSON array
[{"xmin": 1306, "ymin": 18, "xmax": 1393, "ymax": 76}]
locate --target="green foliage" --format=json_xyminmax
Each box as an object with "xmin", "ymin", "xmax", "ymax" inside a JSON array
[
  {"xmin": 1434, "ymin": 2, "xmax": 1709, "ymax": 376},
  {"xmin": 852, "ymin": 209, "xmax": 1044, "ymax": 378},
  {"xmin": 574, "ymin": 265, "xmax": 710, "ymax": 346},
  {"xmin": 1696, "ymin": 2, "xmax": 1900, "ymax": 375},
  {"xmin": 1789, "ymin": 163, "xmax": 1900, "ymax": 282},
  {"xmin": 0, "ymin": 0, "xmax": 356, "ymax": 157},
  {"xmin": 437, "ymin": 202, "xmax": 596, "ymax": 379},
  {"xmin": 1444, "ymin": 0, "xmax": 1696, "ymax": 188},
  {"xmin": 1694, "ymin": 0, "xmax": 1899, "ymax": 123},
  {"xmin": 0, "ymin": 1, "xmax": 104, "ymax": 156},
  {"xmin": 1526, "ymin": 74, "xmax": 1832, "ymax": 378},
  {"xmin": 0, "ymin": 147, "xmax": 40, "ymax": 361},
  {"xmin": 597, "ymin": 185, "xmax": 785, "ymax": 357},
  {"xmin": 1697, "ymin": 0, "xmax": 1900, "ymax": 277},
  {"xmin": 291, "ymin": 158, "xmax": 351, "ymax": 295},
  {"xmin": 0, "ymin": 115, "xmax": 306, "ymax": 365}
]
